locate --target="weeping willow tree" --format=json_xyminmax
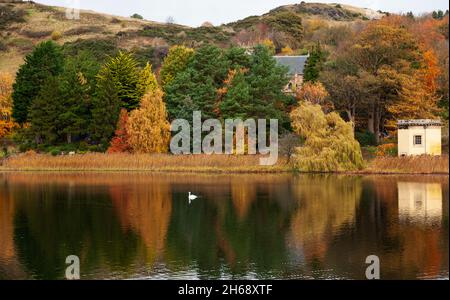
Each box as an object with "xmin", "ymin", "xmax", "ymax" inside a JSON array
[{"xmin": 290, "ymin": 102, "xmax": 364, "ymax": 172}]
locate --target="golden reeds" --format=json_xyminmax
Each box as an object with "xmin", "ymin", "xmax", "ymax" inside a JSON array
[
  {"xmin": 364, "ymin": 155, "xmax": 449, "ymax": 174},
  {"xmin": 0, "ymin": 153, "xmax": 289, "ymax": 173}
]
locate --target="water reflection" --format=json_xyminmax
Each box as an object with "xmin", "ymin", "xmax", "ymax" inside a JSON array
[
  {"xmin": 0, "ymin": 173, "xmax": 448, "ymax": 279},
  {"xmin": 398, "ymin": 182, "xmax": 442, "ymax": 224}
]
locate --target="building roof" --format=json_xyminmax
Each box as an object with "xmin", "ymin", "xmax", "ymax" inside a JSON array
[
  {"xmin": 273, "ymin": 55, "xmax": 309, "ymax": 76},
  {"xmin": 397, "ymin": 119, "xmax": 442, "ymax": 127}
]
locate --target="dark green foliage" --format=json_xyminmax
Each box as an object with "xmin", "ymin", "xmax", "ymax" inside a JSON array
[
  {"xmin": 139, "ymin": 24, "xmax": 233, "ymax": 46},
  {"xmin": 12, "ymin": 40, "xmax": 64, "ymax": 124},
  {"xmin": 165, "ymin": 44, "xmax": 228, "ymax": 120},
  {"xmin": 265, "ymin": 11, "xmax": 304, "ymax": 42},
  {"xmin": 220, "ymin": 71, "xmax": 251, "ymax": 120},
  {"xmin": 28, "ymin": 77, "xmax": 62, "ymax": 145},
  {"xmin": 130, "ymin": 13, "xmax": 143, "ymax": 20},
  {"xmin": 355, "ymin": 130, "xmax": 376, "ymax": 146},
  {"xmin": 225, "ymin": 47, "xmax": 251, "ymax": 70},
  {"xmin": 432, "ymin": 10, "xmax": 445, "ymax": 20},
  {"xmin": 58, "ymin": 51, "xmax": 101, "ymax": 143},
  {"xmin": 90, "ymin": 69, "xmax": 121, "ymax": 145},
  {"xmin": 165, "ymin": 44, "xmax": 289, "ymax": 126},
  {"xmin": 303, "ymin": 42, "xmax": 326, "ymax": 82},
  {"xmin": 96, "ymin": 51, "xmax": 141, "ymax": 111},
  {"xmin": 62, "ymin": 39, "xmax": 118, "ymax": 63},
  {"xmin": 246, "ymin": 45, "xmax": 289, "ymax": 121}
]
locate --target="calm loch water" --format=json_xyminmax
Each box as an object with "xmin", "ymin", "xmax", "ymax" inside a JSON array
[{"xmin": 0, "ymin": 172, "xmax": 448, "ymax": 280}]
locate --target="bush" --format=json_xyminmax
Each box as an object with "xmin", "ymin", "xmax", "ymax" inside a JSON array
[
  {"xmin": 130, "ymin": 13, "xmax": 143, "ymax": 20},
  {"xmin": 50, "ymin": 148, "xmax": 60, "ymax": 156},
  {"xmin": 375, "ymin": 143, "xmax": 397, "ymax": 157},
  {"xmin": 355, "ymin": 130, "xmax": 376, "ymax": 146},
  {"xmin": 51, "ymin": 30, "xmax": 62, "ymax": 41}
]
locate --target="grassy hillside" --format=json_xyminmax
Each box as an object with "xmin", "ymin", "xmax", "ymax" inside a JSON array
[{"xmin": 0, "ymin": 1, "xmax": 383, "ymax": 76}]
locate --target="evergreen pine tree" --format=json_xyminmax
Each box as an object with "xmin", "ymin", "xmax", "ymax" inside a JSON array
[
  {"xmin": 247, "ymin": 45, "xmax": 289, "ymax": 121},
  {"xmin": 96, "ymin": 51, "xmax": 140, "ymax": 111},
  {"xmin": 29, "ymin": 77, "xmax": 63, "ymax": 145},
  {"xmin": 12, "ymin": 41, "xmax": 64, "ymax": 124},
  {"xmin": 220, "ymin": 70, "xmax": 251, "ymax": 120},
  {"xmin": 59, "ymin": 51, "xmax": 100, "ymax": 144},
  {"xmin": 303, "ymin": 42, "xmax": 325, "ymax": 82},
  {"xmin": 90, "ymin": 69, "xmax": 121, "ymax": 146}
]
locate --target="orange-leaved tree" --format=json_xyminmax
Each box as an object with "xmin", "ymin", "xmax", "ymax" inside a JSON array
[
  {"xmin": 0, "ymin": 72, "xmax": 18, "ymax": 139},
  {"xmin": 107, "ymin": 108, "xmax": 132, "ymax": 153},
  {"xmin": 127, "ymin": 88, "xmax": 171, "ymax": 153}
]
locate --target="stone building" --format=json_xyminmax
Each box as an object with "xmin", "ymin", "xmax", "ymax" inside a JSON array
[
  {"xmin": 273, "ymin": 55, "xmax": 309, "ymax": 94},
  {"xmin": 397, "ymin": 119, "xmax": 442, "ymax": 156}
]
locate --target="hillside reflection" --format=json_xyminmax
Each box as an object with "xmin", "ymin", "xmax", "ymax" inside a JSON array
[{"xmin": 0, "ymin": 173, "xmax": 448, "ymax": 279}]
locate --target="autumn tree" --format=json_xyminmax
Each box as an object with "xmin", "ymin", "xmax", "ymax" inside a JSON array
[
  {"xmin": 137, "ymin": 62, "xmax": 158, "ymax": 96},
  {"xmin": 348, "ymin": 23, "xmax": 439, "ymax": 142},
  {"xmin": 296, "ymin": 81, "xmax": 332, "ymax": 112},
  {"xmin": 107, "ymin": 109, "xmax": 131, "ymax": 153},
  {"xmin": 290, "ymin": 102, "xmax": 364, "ymax": 172},
  {"xmin": 280, "ymin": 45, "xmax": 294, "ymax": 56},
  {"xmin": 159, "ymin": 45, "xmax": 194, "ymax": 89},
  {"xmin": 12, "ymin": 41, "xmax": 64, "ymax": 124},
  {"xmin": 0, "ymin": 73, "xmax": 17, "ymax": 139},
  {"xmin": 261, "ymin": 39, "xmax": 276, "ymax": 55},
  {"xmin": 127, "ymin": 88, "xmax": 171, "ymax": 153}
]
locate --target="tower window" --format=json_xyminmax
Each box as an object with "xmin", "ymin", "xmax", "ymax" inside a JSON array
[{"xmin": 414, "ymin": 135, "xmax": 422, "ymax": 145}]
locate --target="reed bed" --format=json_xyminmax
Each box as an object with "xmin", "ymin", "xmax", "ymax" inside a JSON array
[
  {"xmin": 1, "ymin": 153, "xmax": 448, "ymax": 174},
  {"xmin": 364, "ymin": 155, "xmax": 449, "ymax": 174},
  {"xmin": 0, "ymin": 153, "xmax": 289, "ymax": 173}
]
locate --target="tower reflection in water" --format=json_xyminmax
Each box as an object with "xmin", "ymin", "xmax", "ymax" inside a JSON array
[{"xmin": 398, "ymin": 182, "xmax": 442, "ymax": 224}]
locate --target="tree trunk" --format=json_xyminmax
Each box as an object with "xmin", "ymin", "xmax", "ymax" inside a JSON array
[
  {"xmin": 67, "ymin": 133, "xmax": 72, "ymax": 144},
  {"xmin": 346, "ymin": 109, "xmax": 355, "ymax": 131},
  {"xmin": 368, "ymin": 105, "xmax": 375, "ymax": 134},
  {"xmin": 374, "ymin": 106, "xmax": 381, "ymax": 144}
]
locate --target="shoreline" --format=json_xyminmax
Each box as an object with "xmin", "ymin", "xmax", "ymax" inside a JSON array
[{"xmin": 0, "ymin": 153, "xmax": 448, "ymax": 175}]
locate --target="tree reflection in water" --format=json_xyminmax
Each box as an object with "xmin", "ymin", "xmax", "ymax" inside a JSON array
[{"xmin": 0, "ymin": 173, "xmax": 447, "ymax": 279}]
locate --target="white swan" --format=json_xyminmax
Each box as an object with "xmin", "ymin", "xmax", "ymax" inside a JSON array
[{"xmin": 188, "ymin": 192, "xmax": 198, "ymax": 204}]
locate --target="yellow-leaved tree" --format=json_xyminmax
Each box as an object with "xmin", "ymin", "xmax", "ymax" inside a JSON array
[
  {"xmin": 290, "ymin": 102, "xmax": 364, "ymax": 172},
  {"xmin": 0, "ymin": 72, "xmax": 18, "ymax": 139},
  {"xmin": 127, "ymin": 88, "xmax": 171, "ymax": 153}
]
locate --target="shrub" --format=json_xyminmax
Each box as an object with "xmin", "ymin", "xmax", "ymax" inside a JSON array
[
  {"xmin": 375, "ymin": 143, "xmax": 397, "ymax": 157},
  {"xmin": 51, "ymin": 30, "xmax": 62, "ymax": 41},
  {"xmin": 355, "ymin": 130, "xmax": 376, "ymax": 146},
  {"xmin": 130, "ymin": 13, "xmax": 143, "ymax": 20},
  {"xmin": 50, "ymin": 148, "xmax": 60, "ymax": 156}
]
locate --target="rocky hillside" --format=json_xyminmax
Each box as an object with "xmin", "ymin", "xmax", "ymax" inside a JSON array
[{"xmin": 0, "ymin": 1, "xmax": 385, "ymax": 75}]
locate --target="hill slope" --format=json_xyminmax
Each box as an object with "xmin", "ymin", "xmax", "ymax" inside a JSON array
[{"xmin": 0, "ymin": 1, "xmax": 384, "ymax": 75}]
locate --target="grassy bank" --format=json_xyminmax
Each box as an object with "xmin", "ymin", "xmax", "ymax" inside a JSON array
[
  {"xmin": 0, "ymin": 153, "xmax": 448, "ymax": 174},
  {"xmin": 0, "ymin": 153, "xmax": 289, "ymax": 173},
  {"xmin": 363, "ymin": 155, "xmax": 449, "ymax": 174}
]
